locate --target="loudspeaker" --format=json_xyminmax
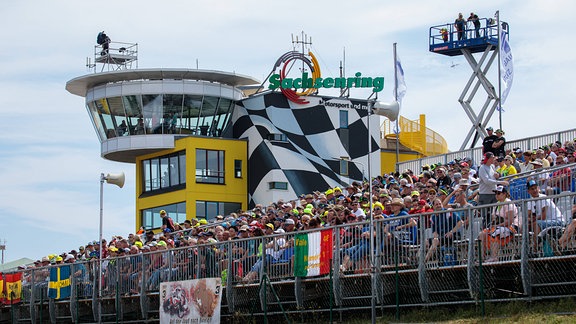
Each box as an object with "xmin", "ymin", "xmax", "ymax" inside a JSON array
[
  {"xmin": 105, "ymin": 172, "xmax": 125, "ymax": 188},
  {"xmin": 372, "ymin": 101, "xmax": 400, "ymax": 121}
]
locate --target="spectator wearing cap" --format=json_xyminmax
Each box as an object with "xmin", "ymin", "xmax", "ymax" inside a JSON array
[
  {"xmin": 77, "ymin": 246, "xmax": 86, "ymax": 261},
  {"xmin": 349, "ymin": 200, "xmax": 366, "ymax": 219},
  {"xmin": 547, "ymin": 156, "xmax": 572, "ymax": 195},
  {"xmin": 159, "ymin": 210, "xmax": 175, "ymax": 233},
  {"xmin": 535, "ymin": 149, "xmax": 551, "ymax": 168},
  {"xmin": 144, "ymin": 230, "xmax": 156, "ymax": 244},
  {"xmin": 529, "ymin": 158, "xmax": 550, "ymax": 189},
  {"xmin": 435, "ymin": 167, "xmax": 452, "ymax": 189},
  {"xmin": 482, "ymin": 126, "xmax": 498, "ymax": 154},
  {"xmin": 325, "ymin": 188, "xmax": 335, "ymax": 204},
  {"xmin": 383, "ymin": 198, "xmax": 417, "ymax": 247},
  {"xmin": 425, "ymin": 198, "xmax": 464, "ymax": 262},
  {"xmin": 282, "ymin": 218, "xmax": 296, "ymax": 233},
  {"xmin": 450, "ymin": 172, "xmax": 462, "ymax": 190},
  {"xmin": 478, "ymin": 152, "xmax": 509, "ymax": 207},
  {"xmin": 526, "ymin": 180, "xmax": 564, "ymax": 246},
  {"xmin": 568, "ymin": 152, "xmax": 576, "ymax": 165},
  {"xmin": 243, "ymin": 225, "xmax": 289, "ymax": 283},
  {"xmin": 478, "ymin": 185, "xmax": 518, "ymax": 262},
  {"xmin": 496, "ymin": 155, "xmax": 517, "ymax": 177},
  {"xmin": 491, "ymin": 129, "xmax": 506, "ymax": 157}
]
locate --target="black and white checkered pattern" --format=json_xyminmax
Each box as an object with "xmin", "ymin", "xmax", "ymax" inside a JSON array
[{"xmin": 232, "ymin": 92, "xmax": 380, "ymax": 207}]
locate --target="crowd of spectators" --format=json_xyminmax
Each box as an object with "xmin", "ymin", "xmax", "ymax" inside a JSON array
[{"xmin": 19, "ymin": 137, "xmax": 576, "ymax": 288}]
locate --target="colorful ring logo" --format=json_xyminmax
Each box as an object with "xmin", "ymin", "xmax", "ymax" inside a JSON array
[{"xmin": 273, "ymin": 51, "xmax": 321, "ymax": 104}]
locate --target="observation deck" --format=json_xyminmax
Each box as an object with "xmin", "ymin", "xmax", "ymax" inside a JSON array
[
  {"xmin": 429, "ymin": 18, "xmax": 507, "ymax": 56},
  {"xmin": 66, "ymin": 69, "xmax": 260, "ymax": 163}
]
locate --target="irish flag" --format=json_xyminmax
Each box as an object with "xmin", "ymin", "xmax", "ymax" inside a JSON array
[{"xmin": 294, "ymin": 229, "xmax": 333, "ymax": 277}]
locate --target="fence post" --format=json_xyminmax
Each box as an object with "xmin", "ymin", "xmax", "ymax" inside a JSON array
[
  {"xmin": 418, "ymin": 214, "xmax": 429, "ymax": 303},
  {"xmin": 225, "ymin": 241, "xmax": 234, "ymax": 314},
  {"xmin": 477, "ymin": 240, "xmax": 485, "ymax": 318},
  {"xmin": 520, "ymin": 199, "xmax": 532, "ymax": 297}
]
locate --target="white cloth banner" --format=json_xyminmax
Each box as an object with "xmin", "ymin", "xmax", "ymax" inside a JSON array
[
  {"xmin": 499, "ymin": 29, "xmax": 513, "ymax": 107},
  {"xmin": 159, "ymin": 278, "xmax": 222, "ymax": 324},
  {"xmin": 394, "ymin": 54, "xmax": 406, "ymax": 135},
  {"xmin": 394, "ymin": 56, "xmax": 407, "ymax": 105}
]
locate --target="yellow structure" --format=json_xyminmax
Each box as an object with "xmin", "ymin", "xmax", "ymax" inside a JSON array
[
  {"xmin": 135, "ymin": 136, "xmax": 248, "ymax": 230},
  {"xmin": 380, "ymin": 114, "xmax": 448, "ymax": 174}
]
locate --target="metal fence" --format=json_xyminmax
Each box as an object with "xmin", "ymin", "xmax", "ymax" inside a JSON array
[
  {"xmin": 3, "ymin": 191, "xmax": 576, "ymax": 322},
  {"xmin": 396, "ymin": 128, "xmax": 576, "ymax": 173}
]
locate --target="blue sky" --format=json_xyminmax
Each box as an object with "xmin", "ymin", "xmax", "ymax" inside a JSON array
[{"xmin": 0, "ymin": 0, "xmax": 574, "ymax": 262}]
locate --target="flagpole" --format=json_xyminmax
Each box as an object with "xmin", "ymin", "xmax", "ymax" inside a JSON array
[
  {"xmin": 496, "ymin": 10, "xmax": 503, "ymax": 130},
  {"xmin": 393, "ymin": 43, "xmax": 400, "ymax": 173}
]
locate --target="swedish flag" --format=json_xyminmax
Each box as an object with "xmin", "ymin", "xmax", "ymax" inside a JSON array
[{"xmin": 48, "ymin": 265, "xmax": 71, "ymax": 300}]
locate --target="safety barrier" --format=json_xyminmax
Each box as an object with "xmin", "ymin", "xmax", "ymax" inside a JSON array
[
  {"xmin": 504, "ymin": 162, "xmax": 576, "ymax": 201},
  {"xmin": 3, "ymin": 191, "xmax": 576, "ymax": 322},
  {"xmin": 396, "ymin": 128, "xmax": 576, "ymax": 173}
]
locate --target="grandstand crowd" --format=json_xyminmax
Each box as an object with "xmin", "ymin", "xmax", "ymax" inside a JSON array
[{"xmin": 16, "ymin": 137, "xmax": 576, "ymax": 290}]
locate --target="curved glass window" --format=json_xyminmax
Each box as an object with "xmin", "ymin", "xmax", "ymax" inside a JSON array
[{"xmin": 87, "ymin": 93, "xmax": 237, "ymax": 140}]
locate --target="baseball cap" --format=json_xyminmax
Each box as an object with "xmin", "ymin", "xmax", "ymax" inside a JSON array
[
  {"xmin": 265, "ymin": 223, "xmax": 275, "ymax": 230},
  {"xmin": 527, "ymin": 179, "xmax": 538, "ymax": 188},
  {"xmin": 530, "ymin": 159, "xmax": 543, "ymax": 166},
  {"xmin": 493, "ymin": 185, "xmax": 507, "ymax": 193},
  {"xmin": 238, "ymin": 224, "xmax": 249, "ymax": 232},
  {"xmin": 159, "ymin": 210, "xmax": 166, "ymax": 215},
  {"xmin": 285, "ymin": 218, "xmax": 295, "ymax": 225},
  {"xmin": 486, "ymin": 126, "xmax": 493, "ymax": 131},
  {"xmin": 274, "ymin": 228, "xmax": 285, "ymax": 234}
]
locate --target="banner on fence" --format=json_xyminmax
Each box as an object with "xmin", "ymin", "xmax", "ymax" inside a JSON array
[
  {"xmin": 159, "ymin": 278, "xmax": 222, "ymax": 324},
  {"xmin": 48, "ymin": 265, "xmax": 71, "ymax": 300},
  {"xmin": 294, "ymin": 229, "xmax": 333, "ymax": 277},
  {"xmin": 3, "ymin": 272, "xmax": 22, "ymax": 304},
  {"xmin": 0, "ymin": 273, "xmax": 3, "ymax": 304}
]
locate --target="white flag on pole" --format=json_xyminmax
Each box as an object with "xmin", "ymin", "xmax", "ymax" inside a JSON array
[
  {"xmin": 395, "ymin": 56, "xmax": 407, "ymax": 105},
  {"xmin": 393, "ymin": 54, "xmax": 406, "ymax": 135},
  {"xmin": 499, "ymin": 27, "xmax": 513, "ymax": 108}
]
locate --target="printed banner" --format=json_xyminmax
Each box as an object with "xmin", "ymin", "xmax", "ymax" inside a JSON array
[
  {"xmin": 48, "ymin": 265, "xmax": 71, "ymax": 300},
  {"xmin": 499, "ymin": 28, "xmax": 513, "ymax": 108},
  {"xmin": 0, "ymin": 273, "xmax": 4, "ymax": 304},
  {"xmin": 394, "ymin": 55, "xmax": 407, "ymax": 105},
  {"xmin": 4, "ymin": 272, "xmax": 22, "ymax": 304},
  {"xmin": 159, "ymin": 278, "xmax": 222, "ymax": 324},
  {"xmin": 294, "ymin": 229, "xmax": 333, "ymax": 277}
]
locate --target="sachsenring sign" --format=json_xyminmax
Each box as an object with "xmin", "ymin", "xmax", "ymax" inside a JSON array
[{"xmin": 268, "ymin": 51, "xmax": 385, "ymax": 104}]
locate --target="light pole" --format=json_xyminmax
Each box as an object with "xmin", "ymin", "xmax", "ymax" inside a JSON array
[{"xmin": 98, "ymin": 172, "xmax": 125, "ymax": 323}]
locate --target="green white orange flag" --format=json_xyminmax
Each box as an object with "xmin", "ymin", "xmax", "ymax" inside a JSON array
[{"xmin": 294, "ymin": 229, "xmax": 333, "ymax": 277}]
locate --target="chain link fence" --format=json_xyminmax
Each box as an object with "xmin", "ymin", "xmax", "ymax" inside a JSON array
[{"xmin": 2, "ymin": 191, "xmax": 576, "ymax": 322}]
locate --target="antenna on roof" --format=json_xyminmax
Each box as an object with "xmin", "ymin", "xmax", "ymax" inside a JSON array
[
  {"xmin": 0, "ymin": 239, "xmax": 6, "ymax": 265},
  {"xmin": 292, "ymin": 31, "xmax": 312, "ymax": 73}
]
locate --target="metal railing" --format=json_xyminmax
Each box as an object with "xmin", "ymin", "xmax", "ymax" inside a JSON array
[
  {"xmin": 3, "ymin": 191, "xmax": 576, "ymax": 321},
  {"xmin": 396, "ymin": 128, "xmax": 576, "ymax": 173},
  {"xmin": 381, "ymin": 115, "xmax": 449, "ymax": 157}
]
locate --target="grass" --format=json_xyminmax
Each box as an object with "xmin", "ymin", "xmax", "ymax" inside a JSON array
[{"xmin": 334, "ymin": 298, "xmax": 576, "ymax": 323}]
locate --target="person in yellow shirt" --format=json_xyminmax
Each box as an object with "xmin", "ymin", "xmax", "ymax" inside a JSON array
[{"xmin": 496, "ymin": 155, "xmax": 517, "ymax": 177}]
